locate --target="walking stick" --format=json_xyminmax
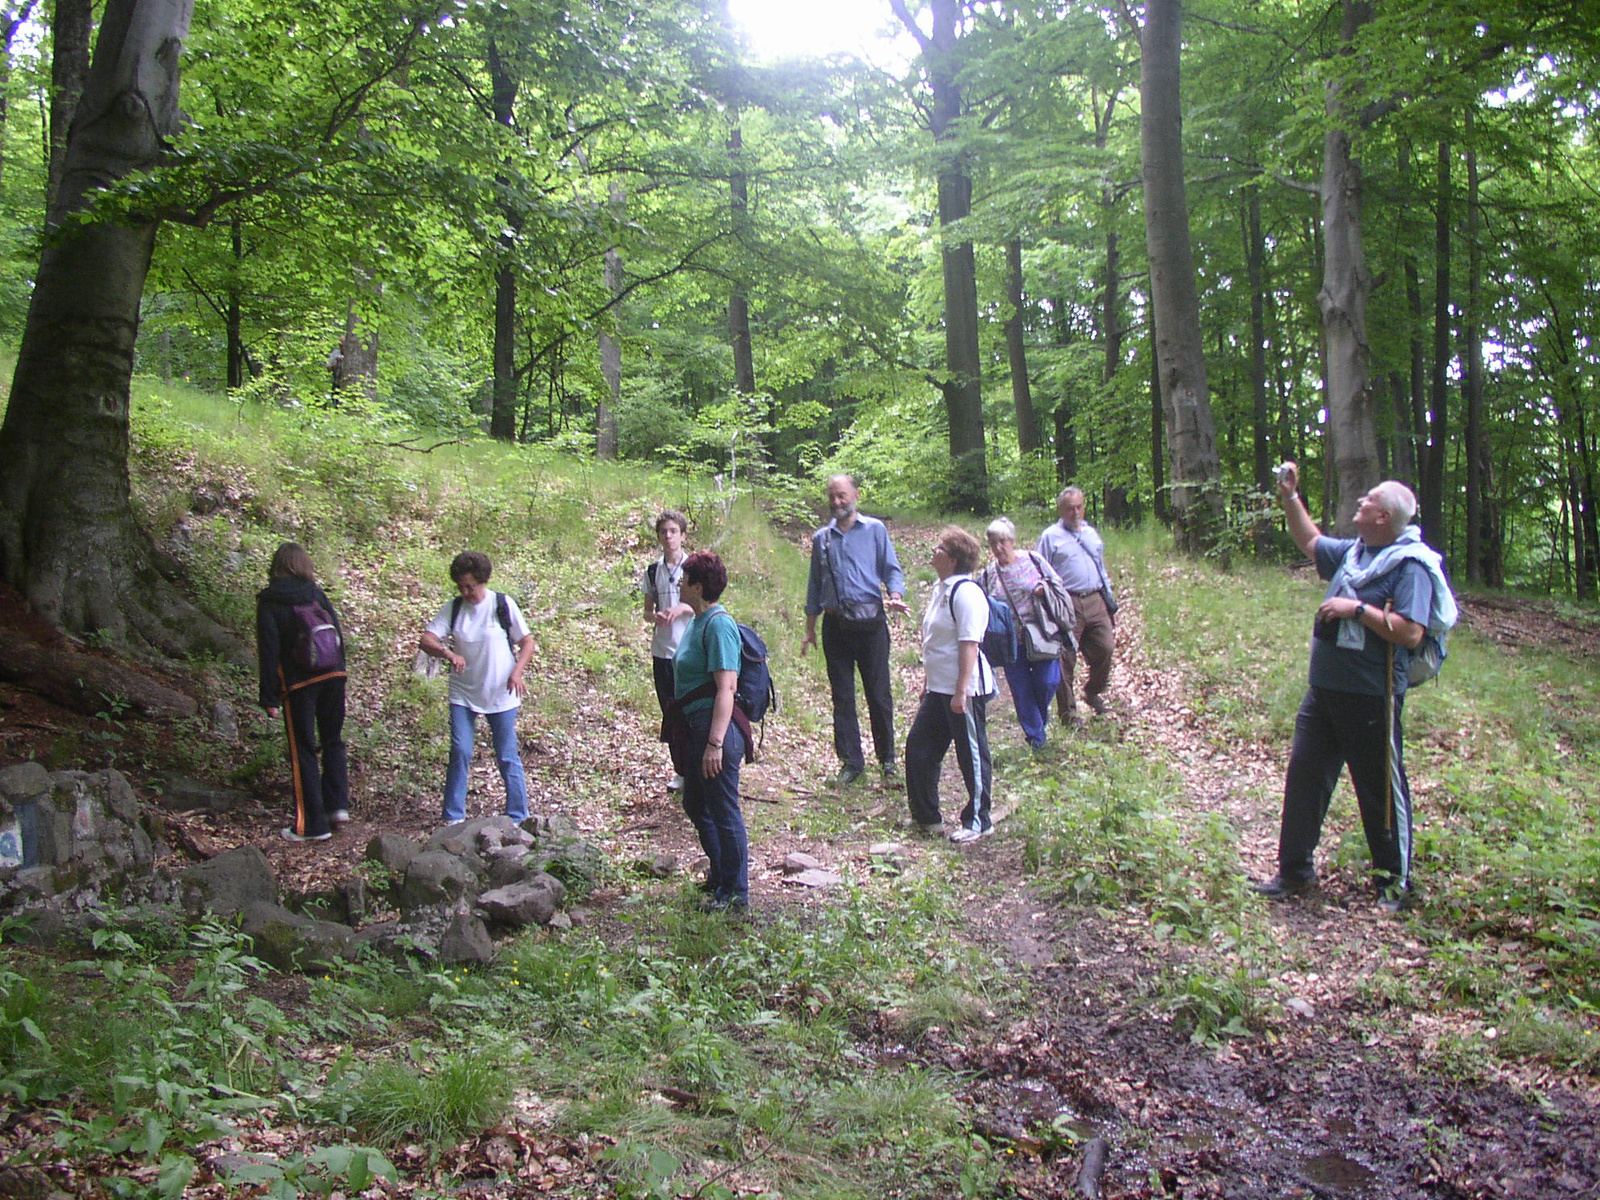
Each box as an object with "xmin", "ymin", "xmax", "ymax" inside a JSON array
[{"xmin": 1384, "ymin": 600, "xmax": 1395, "ymax": 833}]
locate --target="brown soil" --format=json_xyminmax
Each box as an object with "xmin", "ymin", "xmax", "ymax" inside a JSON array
[{"xmin": 2, "ymin": 535, "xmax": 1597, "ymax": 1199}]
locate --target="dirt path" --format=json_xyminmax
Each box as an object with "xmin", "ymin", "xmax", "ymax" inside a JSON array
[{"xmin": 6, "ymin": 522, "xmax": 1597, "ymax": 1200}]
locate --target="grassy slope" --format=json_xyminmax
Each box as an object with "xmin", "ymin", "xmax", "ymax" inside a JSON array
[{"xmin": 2, "ymin": 381, "xmax": 1599, "ymax": 1198}]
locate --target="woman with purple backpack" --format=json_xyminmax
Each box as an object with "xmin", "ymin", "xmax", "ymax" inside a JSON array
[{"xmin": 256, "ymin": 542, "xmax": 349, "ymax": 843}]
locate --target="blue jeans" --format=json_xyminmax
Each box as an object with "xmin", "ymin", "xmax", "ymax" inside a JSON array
[
  {"xmin": 444, "ymin": 704, "xmax": 528, "ymax": 823},
  {"xmin": 1003, "ymin": 656, "xmax": 1061, "ymax": 747},
  {"xmin": 681, "ymin": 709, "xmax": 748, "ymax": 904}
]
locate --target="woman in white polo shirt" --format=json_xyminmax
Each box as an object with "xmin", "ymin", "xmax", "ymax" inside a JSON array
[{"xmin": 905, "ymin": 525, "xmax": 996, "ymax": 844}]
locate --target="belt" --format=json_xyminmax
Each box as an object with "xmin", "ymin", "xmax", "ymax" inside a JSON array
[{"xmin": 1070, "ymin": 589, "xmax": 1100, "ymax": 598}]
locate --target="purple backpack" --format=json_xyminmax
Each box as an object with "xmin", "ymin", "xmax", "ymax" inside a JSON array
[{"xmin": 290, "ymin": 602, "xmax": 343, "ymax": 671}]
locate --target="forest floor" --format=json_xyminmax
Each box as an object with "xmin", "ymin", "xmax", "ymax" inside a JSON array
[{"xmin": 3, "ymin": 523, "xmax": 1599, "ymax": 1199}]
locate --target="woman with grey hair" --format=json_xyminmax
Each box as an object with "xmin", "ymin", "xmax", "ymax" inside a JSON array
[{"xmin": 982, "ymin": 518, "xmax": 1073, "ymax": 749}]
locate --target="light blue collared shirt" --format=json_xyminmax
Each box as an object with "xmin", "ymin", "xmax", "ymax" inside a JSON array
[{"xmin": 805, "ymin": 513, "xmax": 905, "ymax": 616}]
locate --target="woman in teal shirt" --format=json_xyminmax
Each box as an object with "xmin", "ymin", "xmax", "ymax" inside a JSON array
[{"xmin": 673, "ymin": 551, "xmax": 748, "ymax": 910}]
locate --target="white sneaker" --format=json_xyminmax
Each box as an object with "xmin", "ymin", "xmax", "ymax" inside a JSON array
[
  {"xmin": 329, "ymin": 809, "xmax": 350, "ymax": 826},
  {"xmin": 668, "ymin": 774, "xmax": 685, "ymax": 791},
  {"xmin": 948, "ymin": 826, "xmax": 993, "ymax": 844},
  {"xmin": 281, "ymin": 827, "xmax": 332, "ymax": 843}
]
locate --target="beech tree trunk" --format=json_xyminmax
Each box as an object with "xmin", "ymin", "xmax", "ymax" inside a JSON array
[
  {"xmin": 1140, "ymin": 0, "xmax": 1222, "ymax": 551},
  {"xmin": 487, "ymin": 35, "xmax": 520, "ymax": 442},
  {"xmin": 47, "ymin": 0, "xmax": 91, "ymax": 212},
  {"xmin": 1246, "ymin": 192, "xmax": 1272, "ymax": 493},
  {"xmin": 0, "ymin": 0, "xmax": 238, "ymax": 660},
  {"xmin": 1421, "ymin": 141, "xmax": 1450, "ymax": 552},
  {"xmin": 893, "ymin": 0, "xmax": 986, "ymax": 511},
  {"xmin": 1004, "ymin": 238, "xmax": 1040, "ymax": 456},
  {"xmin": 333, "ymin": 293, "xmax": 379, "ymax": 402},
  {"xmin": 1317, "ymin": 0, "xmax": 1381, "ymax": 538},
  {"xmin": 596, "ymin": 183, "xmax": 625, "ymax": 461},
  {"xmin": 1463, "ymin": 137, "xmax": 1488, "ymax": 584}
]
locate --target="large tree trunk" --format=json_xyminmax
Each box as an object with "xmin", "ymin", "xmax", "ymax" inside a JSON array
[
  {"xmin": 1463, "ymin": 136, "xmax": 1486, "ymax": 584},
  {"xmin": 487, "ymin": 34, "xmax": 519, "ymax": 442},
  {"xmin": 1317, "ymin": 0, "xmax": 1381, "ymax": 538},
  {"xmin": 47, "ymin": 0, "xmax": 91, "ymax": 212},
  {"xmin": 1246, "ymin": 191, "xmax": 1272, "ymax": 494},
  {"xmin": 890, "ymin": 0, "xmax": 986, "ymax": 510},
  {"xmin": 333, "ymin": 292, "xmax": 379, "ymax": 402},
  {"xmin": 1140, "ymin": 0, "xmax": 1222, "ymax": 552},
  {"xmin": 1420, "ymin": 141, "xmax": 1451, "ymax": 552},
  {"xmin": 728, "ymin": 126, "xmax": 755, "ymax": 398},
  {"xmin": 0, "ymin": 0, "xmax": 238, "ymax": 660},
  {"xmin": 1003, "ymin": 238, "xmax": 1040, "ymax": 455},
  {"xmin": 596, "ymin": 183, "xmax": 625, "ymax": 461},
  {"xmin": 225, "ymin": 214, "xmax": 247, "ymax": 389}
]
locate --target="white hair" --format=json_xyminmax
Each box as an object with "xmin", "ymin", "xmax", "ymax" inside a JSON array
[
  {"xmin": 1373, "ymin": 481, "xmax": 1418, "ymax": 527},
  {"xmin": 986, "ymin": 517, "xmax": 1017, "ymax": 542}
]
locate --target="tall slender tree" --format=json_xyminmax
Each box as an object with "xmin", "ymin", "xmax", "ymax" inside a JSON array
[{"xmin": 1139, "ymin": 0, "xmax": 1222, "ymax": 551}]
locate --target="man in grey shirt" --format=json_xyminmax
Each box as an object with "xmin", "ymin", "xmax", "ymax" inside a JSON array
[
  {"xmin": 802, "ymin": 474, "xmax": 909, "ymax": 784},
  {"xmin": 1035, "ymin": 486, "xmax": 1116, "ymax": 724}
]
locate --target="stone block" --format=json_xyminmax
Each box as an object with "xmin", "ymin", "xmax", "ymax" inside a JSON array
[{"xmin": 180, "ymin": 844, "xmax": 278, "ymax": 918}]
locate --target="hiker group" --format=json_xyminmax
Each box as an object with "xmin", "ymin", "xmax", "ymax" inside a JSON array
[{"xmin": 255, "ymin": 462, "xmax": 1456, "ymax": 917}]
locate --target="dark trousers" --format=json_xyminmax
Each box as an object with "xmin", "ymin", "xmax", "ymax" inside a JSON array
[
  {"xmin": 652, "ymin": 656, "xmax": 676, "ymax": 715},
  {"xmin": 1278, "ymin": 687, "xmax": 1412, "ymax": 891},
  {"xmin": 283, "ymin": 676, "xmax": 348, "ymax": 838},
  {"xmin": 681, "ymin": 710, "xmax": 748, "ymax": 905},
  {"xmin": 1057, "ymin": 590, "xmax": 1114, "ymax": 721},
  {"xmin": 905, "ymin": 691, "xmax": 992, "ymax": 832},
  {"xmin": 821, "ymin": 612, "xmax": 896, "ymax": 770}
]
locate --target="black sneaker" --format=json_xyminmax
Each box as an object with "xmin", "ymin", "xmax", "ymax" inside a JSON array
[
  {"xmin": 1375, "ymin": 882, "xmax": 1412, "ymax": 914},
  {"xmin": 837, "ymin": 764, "xmax": 865, "ymax": 785},
  {"xmin": 880, "ymin": 762, "xmax": 899, "ymax": 781},
  {"xmin": 1252, "ymin": 873, "xmax": 1314, "ymax": 899},
  {"xmin": 1086, "ymin": 693, "xmax": 1110, "ymax": 715}
]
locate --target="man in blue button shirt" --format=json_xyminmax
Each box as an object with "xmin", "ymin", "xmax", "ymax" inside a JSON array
[{"xmin": 802, "ymin": 474, "xmax": 909, "ymax": 784}]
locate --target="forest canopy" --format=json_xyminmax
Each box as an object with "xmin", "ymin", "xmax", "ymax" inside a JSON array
[{"xmin": 2, "ymin": 0, "xmax": 1597, "ymax": 602}]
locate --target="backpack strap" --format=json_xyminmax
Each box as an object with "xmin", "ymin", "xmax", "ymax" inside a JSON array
[
  {"xmin": 449, "ymin": 591, "xmax": 517, "ymax": 654},
  {"xmin": 495, "ymin": 591, "xmax": 515, "ymax": 652},
  {"xmin": 947, "ymin": 578, "xmax": 995, "ymax": 696}
]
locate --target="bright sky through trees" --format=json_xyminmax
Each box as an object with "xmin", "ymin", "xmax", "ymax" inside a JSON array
[{"xmin": 724, "ymin": 0, "xmax": 902, "ymax": 63}]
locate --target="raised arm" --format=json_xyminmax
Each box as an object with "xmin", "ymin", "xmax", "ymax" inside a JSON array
[{"xmin": 1276, "ymin": 462, "xmax": 1323, "ymax": 560}]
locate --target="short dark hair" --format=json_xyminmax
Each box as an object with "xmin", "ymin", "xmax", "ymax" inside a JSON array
[
  {"xmin": 939, "ymin": 526, "xmax": 982, "ymax": 574},
  {"xmin": 269, "ymin": 542, "xmax": 317, "ymax": 582},
  {"xmin": 654, "ymin": 509, "xmax": 688, "ymax": 535},
  {"xmin": 681, "ymin": 550, "xmax": 727, "ymax": 602},
  {"xmin": 449, "ymin": 550, "xmax": 492, "ymax": 585}
]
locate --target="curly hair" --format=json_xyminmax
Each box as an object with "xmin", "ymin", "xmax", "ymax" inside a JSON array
[
  {"xmin": 681, "ymin": 550, "xmax": 728, "ymax": 602},
  {"xmin": 449, "ymin": 550, "xmax": 493, "ymax": 585}
]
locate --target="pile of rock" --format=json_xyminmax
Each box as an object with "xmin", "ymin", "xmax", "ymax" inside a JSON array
[
  {"xmin": 0, "ymin": 763, "xmax": 164, "ymax": 911},
  {"xmin": 1, "ymin": 760, "xmax": 608, "ymax": 972},
  {"xmin": 177, "ymin": 813, "xmax": 603, "ymax": 971}
]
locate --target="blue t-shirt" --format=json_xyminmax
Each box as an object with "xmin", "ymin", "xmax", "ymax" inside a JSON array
[
  {"xmin": 673, "ymin": 605, "xmax": 742, "ymax": 716},
  {"xmin": 1309, "ymin": 537, "xmax": 1431, "ymax": 697}
]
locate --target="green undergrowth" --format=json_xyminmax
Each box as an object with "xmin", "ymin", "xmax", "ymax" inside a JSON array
[
  {"xmin": 1106, "ymin": 525, "xmax": 1600, "ymax": 1060},
  {"xmin": 2, "ymin": 876, "xmax": 1009, "ymax": 1199}
]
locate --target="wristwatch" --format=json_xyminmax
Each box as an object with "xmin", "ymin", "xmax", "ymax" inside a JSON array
[{"xmin": 1355, "ymin": 602, "xmax": 1367, "ymax": 620}]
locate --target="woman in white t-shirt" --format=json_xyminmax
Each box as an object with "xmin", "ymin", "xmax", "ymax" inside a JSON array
[
  {"xmin": 418, "ymin": 551, "xmax": 535, "ymax": 826},
  {"xmin": 905, "ymin": 526, "xmax": 996, "ymax": 844}
]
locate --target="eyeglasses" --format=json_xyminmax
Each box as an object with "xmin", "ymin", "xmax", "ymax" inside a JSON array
[{"xmin": 931, "ymin": 545, "xmax": 949, "ymax": 556}]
